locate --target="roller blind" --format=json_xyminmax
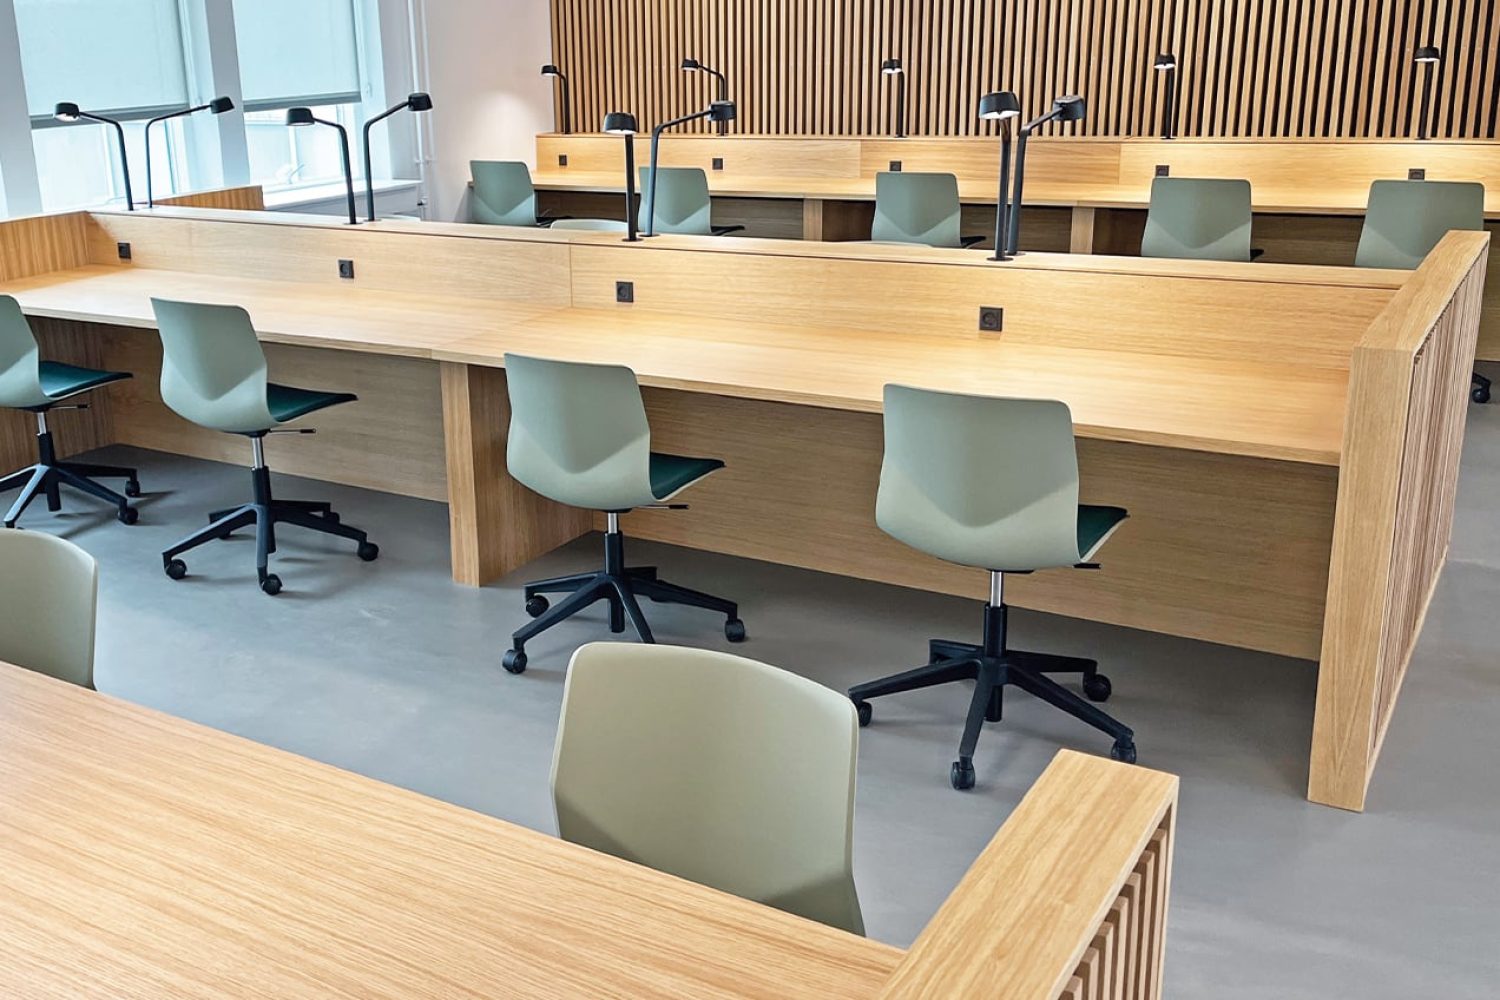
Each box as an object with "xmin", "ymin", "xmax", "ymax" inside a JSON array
[
  {"xmin": 16, "ymin": 0, "xmax": 189, "ymax": 119},
  {"xmin": 233, "ymin": 0, "xmax": 362, "ymax": 110}
]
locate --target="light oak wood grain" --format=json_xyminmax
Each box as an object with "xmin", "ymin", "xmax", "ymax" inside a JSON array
[{"xmin": 154, "ymin": 185, "xmax": 267, "ymax": 211}]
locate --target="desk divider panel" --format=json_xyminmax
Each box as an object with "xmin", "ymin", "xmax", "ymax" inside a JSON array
[
  {"xmin": 154, "ymin": 185, "xmax": 267, "ymax": 211},
  {"xmin": 1311, "ymin": 230, "xmax": 1491, "ymax": 810}
]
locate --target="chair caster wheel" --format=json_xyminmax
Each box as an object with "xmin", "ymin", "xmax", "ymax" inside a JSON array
[
  {"xmin": 502, "ymin": 649, "xmax": 527, "ymax": 674},
  {"xmin": 357, "ymin": 541, "xmax": 379, "ymax": 562},
  {"xmin": 1473, "ymin": 383, "xmax": 1491, "ymax": 404},
  {"xmin": 164, "ymin": 558, "xmax": 187, "ymax": 580},
  {"xmin": 524, "ymin": 595, "xmax": 550, "ymax": 618},
  {"xmin": 260, "ymin": 574, "xmax": 283, "ymax": 596},
  {"xmin": 950, "ymin": 759, "xmax": 976, "ymax": 791},
  {"xmin": 724, "ymin": 618, "xmax": 747, "ymax": 642},
  {"xmin": 1110, "ymin": 739, "xmax": 1137, "ymax": 764},
  {"xmin": 854, "ymin": 700, "xmax": 872, "ymax": 727},
  {"xmin": 117, "ymin": 505, "xmax": 138, "ymax": 525},
  {"xmin": 1082, "ymin": 673, "xmax": 1112, "ymax": 702},
  {"xmin": 124, "ymin": 479, "xmax": 141, "ymax": 498}
]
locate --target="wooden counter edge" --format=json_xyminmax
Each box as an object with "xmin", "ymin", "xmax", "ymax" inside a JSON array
[{"xmin": 875, "ymin": 750, "xmax": 1179, "ymax": 999}]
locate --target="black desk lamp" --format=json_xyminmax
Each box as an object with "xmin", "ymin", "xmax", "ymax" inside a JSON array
[
  {"xmin": 1414, "ymin": 46, "xmax": 1441, "ymax": 141},
  {"xmin": 54, "ymin": 103, "xmax": 134, "ymax": 211},
  {"xmin": 643, "ymin": 100, "xmax": 736, "ymax": 237},
  {"xmin": 978, "ymin": 91, "xmax": 1020, "ymax": 261},
  {"xmin": 603, "ymin": 111, "xmax": 640, "ymax": 242},
  {"xmin": 143, "ymin": 97, "xmax": 234, "ymax": 208},
  {"xmin": 682, "ymin": 58, "xmax": 730, "ymax": 135},
  {"xmin": 541, "ymin": 65, "xmax": 571, "ymax": 134},
  {"xmin": 1153, "ymin": 54, "xmax": 1179, "ymax": 140},
  {"xmin": 881, "ymin": 59, "xmax": 906, "ymax": 138},
  {"xmin": 286, "ymin": 107, "xmax": 357, "ymax": 225},
  {"xmin": 1008, "ymin": 94, "xmax": 1086, "ymax": 253},
  {"xmin": 361, "ymin": 92, "xmax": 432, "ymax": 222}
]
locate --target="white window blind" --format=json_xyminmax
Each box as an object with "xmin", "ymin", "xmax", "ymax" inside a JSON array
[
  {"xmin": 16, "ymin": 0, "xmax": 188, "ymax": 119},
  {"xmin": 233, "ymin": 0, "xmax": 361, "ymax": 110}
]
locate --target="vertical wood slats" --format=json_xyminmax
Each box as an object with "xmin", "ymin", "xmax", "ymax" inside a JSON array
[
  {"xmin": 549, "ymin": 0, "xmax": 1500, "ymax": 139},
  {"xmin": 1058, "ymin": 820, "xmax": 1173, "ymax": 1000}
]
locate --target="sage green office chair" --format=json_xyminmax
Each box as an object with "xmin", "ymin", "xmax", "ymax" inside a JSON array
[
  {"xmin": 470, "ymin": 160, "xmax": 558, "ymax": 227},
  {"xmin": 0, "ymin": 529, "xmax": 97, "ymax": 689},
  {"xmin": 548, "ymin": 218, "xmax": 628, "ymax": 232},
  {"xmin": 0, "ymin": 295, "xmax": 140, "ymax": 528},
  {"xmin": 637, "ymin": 166, "xmax": 744, "ymax": 236},
  {"xmin": 871, "ymin": 172, "xmax": 984, "ymax": 248},
  {"xmin": 1354, "ymin": 179, "xmax": 1488, "ymax": 401},
  {"xmin": 500, "ymin": 353, "xmax": 743, "ymax": 674},
  {"xmin": 150, "ymin": 298, "xmax": 379, "ymax": 595},
  {"xmin": 553, "ymin": 642, "xmax": 864, "ymax": 934},
  {"xmin": 1141, "ymin": 176, "xmax": 1257, "ymax": 261},
  {"xmin": 849, "ymin": 385, "xmax": 1135, "ymax": 790}
]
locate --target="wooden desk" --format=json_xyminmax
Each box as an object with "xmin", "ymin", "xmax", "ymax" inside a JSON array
[
  {"xmin": 0, "ymin": 205, "xmax": 1484, "ymax": 813},
  {"xmin": 0, "ymin": 662, "xmax": 1177, "ymax": 998},
  {"xmin": 531, "ymin": 134, "xmax": 1500, "ymax": 358}
]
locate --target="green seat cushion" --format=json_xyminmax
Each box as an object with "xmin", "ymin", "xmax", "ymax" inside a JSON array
[
  {"xmin": 649, "ymin": 452, "xmax": 724, "ymax": 500},
  {"xmin": 1077, "ymin": 505, "xmax": 1128, "ymax": 561},
  {"xmin": 37, "ymin": 361, "xmax": 130, "ymax": 402},
  {"xmin": 266, "ymin": 382, "xmax": 357, "ymax": 424}
]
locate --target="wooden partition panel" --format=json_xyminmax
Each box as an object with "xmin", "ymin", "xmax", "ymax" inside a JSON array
[
  {"xmin": 877, "ymin": 751, "xmax": 1177, "ymax": 999},
  {"xmin": 1311, "ymin": 230, "xmax": 1490, "ymax": 810},
  {"xmin": 550, "ymin": 0, "xmax": 1500, "ymax": 140},
  {"xmin": 154, "ymin": 185, "xmax": 267, "ymax": 211},
  {"xmin": 1117, "ymin": 139, "xmax": 1500, "ymax": 193}
]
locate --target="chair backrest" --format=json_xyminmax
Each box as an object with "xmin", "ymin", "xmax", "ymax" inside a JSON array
[
  {"xmin": 150, "ymin": 298, "xmax": 275, "ymax": 434},
  {"xmin": 503, "ymin": 353, "xmax": 658, "ymax": 511},
  {"xmin": 1141, "ymin": 176, "xmax": 1254, "ymax": 261},
  {"xmin": 549, "ymin": 218, "xmax": 629, "ymax": 232},
  {"xmin": 637, "ymin": 166, "xmax": 713, "ymax": 235},
  {"xmin": 871, "ymin": 172, "xmax": 964, "ymax": 248},
  {"xmin": 0, "ymin": 530, "xmax": 97, "ymax": 689},
  {"xmin": 470, "ymin": 161, "xmax": 538, "ymax": 227},
  {"xmin": 552, "ymin": 642, "xmax": 864, "ymax": 935},
  {"xmin": 877, "ymin": 384, "xmax": 1084, "ymax": 571},
  {"xmin": 0, "ymin": 295, "xmax": 51, "ymax": 410},
  {"xmin": 1355, "ymin": 179, "xmax": 1486, "ymax": 270}
]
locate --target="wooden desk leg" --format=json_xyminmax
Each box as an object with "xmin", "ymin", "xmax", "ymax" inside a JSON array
[
  {"xmin": 1069, "ymin": 206, "xmax": 1098, "ymax": 254},
  {"xmin": 440, "ymin": 362, "xmax": 590, "ymax": 587},
  {"xmin": 803, "ymin": 199, "xmax": 825, "ymax": 241}
]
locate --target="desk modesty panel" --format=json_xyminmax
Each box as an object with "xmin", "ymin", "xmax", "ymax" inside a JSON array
[
  {"xmin": 0, "ymin": 663, "xmax": 1178, "ymax": 999},
  {"xmin": 0, "ymin": 203, "xmax": 1485, "ymax": 811}
]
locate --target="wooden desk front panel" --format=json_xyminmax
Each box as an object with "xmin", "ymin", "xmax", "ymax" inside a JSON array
[
  {"xmin": 617, "ymin": 389, "xmax": 1335, "ymax": 660},
  {"xmin": 100, "ymin": 327, "xmax": 448, "ymax": 502}
]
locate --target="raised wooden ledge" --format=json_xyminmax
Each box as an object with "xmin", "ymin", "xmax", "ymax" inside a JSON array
[{"xmin": 878, "ymin": 750, "xmax": 1179, "ymax": 1000}]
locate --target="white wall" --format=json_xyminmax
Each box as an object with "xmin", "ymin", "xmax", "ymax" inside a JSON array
[{"xmin": 411, "ymin": 0, "xmax": 554, "ymax": 222}]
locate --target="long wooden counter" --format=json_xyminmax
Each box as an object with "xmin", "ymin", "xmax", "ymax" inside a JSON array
[
  {"xmin": 0, "ymin": 662, "xmax": 1177, "ymax": 998},
  {"xmin": 0, "ymin": 204, "xmax": 1486, "ymax": 813},
  {"xmin": 531, "ymin": 134, "xmax": 1500, "ymax": 358}
]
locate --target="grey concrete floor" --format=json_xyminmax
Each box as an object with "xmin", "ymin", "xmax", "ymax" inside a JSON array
[{"xmin": 17, "ymin": 400, "xmax": 1500, "ymax": 998}]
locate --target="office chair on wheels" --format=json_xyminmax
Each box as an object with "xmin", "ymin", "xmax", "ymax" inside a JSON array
[
  {"xmin": 150, "ymin": 298, "xmax": 379, "ymax": 595},
  {"xmin": 849, "ymin": 385, "xmax": 1135, "ymax": 790},
  {"xmin": 500, "ymin": 353, "xmax": 744, "ymax": 673},
  {"xmin": 0, "ymin": 295, "xmax": 139, "ymax": 528}
]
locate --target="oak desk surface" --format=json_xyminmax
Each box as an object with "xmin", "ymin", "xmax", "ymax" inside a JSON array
[
  {"xmin": 0, "ymin": 663, "xmax": 902, "ymax": 999},
  {"xmin": 531, "ymin": 170, "xmax": 1500, "ymax": 219},
  {"xmin": 3, "ymin": 265, "xmax": 1347, "ymax": 464}
]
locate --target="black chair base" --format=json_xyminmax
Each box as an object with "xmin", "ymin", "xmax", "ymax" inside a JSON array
[
  {"xmin": 1473, "ymin": 371, "xmax": 1491, "ymax": 404},
  {"xmin": 850, "ymin": 601, "xmax": 1135, "ymax": 790},
  {"xmin": 0, "ymin": 424, "xmax": 138, "ymax": 528},
  {"xmin": 161, "ymin": 459, "xmax": 376, "ymax": 595},
  {"xmin": 503, "ymin": 521, "xmax": 744, "ymax": 674}
]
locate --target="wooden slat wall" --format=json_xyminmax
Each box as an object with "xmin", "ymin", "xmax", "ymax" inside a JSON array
[
  {"xmin": 549, "ymin": 0, "xmax": 1500, "ymax": 139},
  {"xmin": 1058, "ymin": 821, "xmax": 1173, "ymax": 1000}
]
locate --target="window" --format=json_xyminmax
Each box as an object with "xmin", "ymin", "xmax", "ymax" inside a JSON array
[
  {"xmin": 15, "ymin": 0, "xmax": 189, "ymax": 117},
  {"xmin": 243, "ymin": 104, "xmax": 364, "ymax": 193},
  {"xmin": 233, "ymin": 0, "xmax": 362, "ymax": 111},
  {"xmin": 31, "ymin": 118, "xmax": 188, "ymax": 212}
]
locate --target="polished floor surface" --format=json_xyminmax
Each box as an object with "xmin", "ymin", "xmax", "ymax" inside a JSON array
[{"xmin": 19, "ymin": 400, "xmax": 1500, "ymax": 998}]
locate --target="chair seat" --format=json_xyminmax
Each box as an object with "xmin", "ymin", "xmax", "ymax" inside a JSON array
[
  {"xmin": 266, "ymin": 383, "xmax": 357, "ymax": 424},
  {"xmin": 650, "ymin": 453, "xmax": 724, "ymax": 500},
  {"xmin": 1078, "ymin": 505, "xmax": 1129, "ymax": 561},
  {"xmin": 37, "ymin": 361, "xmax": 130, "ymax": 403}
]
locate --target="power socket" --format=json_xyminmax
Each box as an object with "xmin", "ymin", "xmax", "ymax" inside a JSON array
[
  {"xmin": 615, "ymin": 280, "xmax": 635, "ymax": 303},
  {"xmin": 1408, "ymin": 167, "xmax": 1426, "ymax": 180},
  {"xmin": 889, "ymin": 160, "xmax": 903, "ymax": 172},
  {"xmin": 338, "ymin": 259, "xmax": 355, "ymax": 280},
  {"xmin": 978, "ymin": 306, "xmax": 1004, "ymax": 333},
  {"xmin": 1155, "ymin": 164, "xmax": 1171, "ymax": 177},
  {"xmin": 559, "ymin": 154, "xmax": 569, "ymax": 167},
  {"xmin": 712, "ymin": 157, "xmax": 724, "ymax": 170},
  {"xmin": 116, "ymin": 242, "xmax": 132, "ymax": 261}
]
